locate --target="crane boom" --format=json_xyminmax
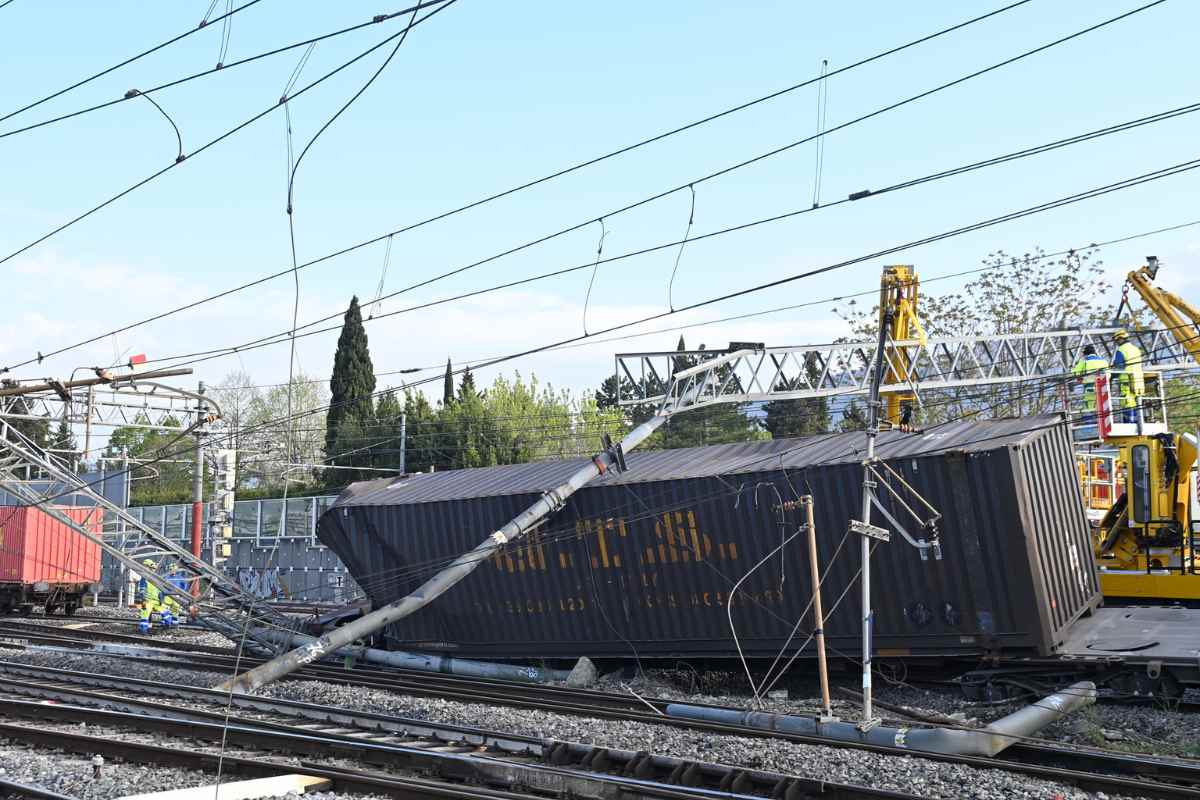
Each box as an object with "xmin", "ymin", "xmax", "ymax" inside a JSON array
[{"xmin": 1126, "ymin": 256, "xmax": 1200, "ymax": 368}]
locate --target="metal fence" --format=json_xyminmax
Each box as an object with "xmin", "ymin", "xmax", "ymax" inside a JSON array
[{"xmin": 107, "ymin": 495, "xmax": 360, "ymax": 603}]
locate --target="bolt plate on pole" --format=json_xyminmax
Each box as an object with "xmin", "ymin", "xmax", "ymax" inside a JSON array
[{"xmin": 849, "ymin": 520, "xmax": 890, "ymax": 542}]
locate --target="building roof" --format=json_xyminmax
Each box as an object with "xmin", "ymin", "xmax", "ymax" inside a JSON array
[{"xmin": 334, "ymin": 415, "xmax": 1064, "ymax": 508}]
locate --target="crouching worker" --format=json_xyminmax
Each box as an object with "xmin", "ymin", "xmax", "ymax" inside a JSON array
[
  {"xmin": 162, "ymin": 565, "xmax": 195, "ymax": 626},
  {"xmin": 137, "ymin": 559, "xmax": 161, "ymax": 634}
]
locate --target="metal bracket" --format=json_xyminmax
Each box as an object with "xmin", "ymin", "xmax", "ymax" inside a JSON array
[
  {"xmin": 849, "ymin": 519, "xmax": 890, "ymax": 542},
  {"xmin": 601, "ymin": 433, "xmax": 627, "ymax": 473},
  {"xmin": 856, "ymin": 717, "xmax": 882, "ymax": 732}
]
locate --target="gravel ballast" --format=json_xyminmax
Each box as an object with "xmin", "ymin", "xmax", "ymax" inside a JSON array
[{"xmin": 0, "ymin": 646, "xmax": 1158, "ymax": 800}]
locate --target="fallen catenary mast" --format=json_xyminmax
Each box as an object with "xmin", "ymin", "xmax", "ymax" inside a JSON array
[
  {"xmin": 666, "ymin": 681, "xmax": 1097, "ymax": 757},
  {"xmin": 218, "ymin": 388, "xmax": 687, "ymax": 693}
]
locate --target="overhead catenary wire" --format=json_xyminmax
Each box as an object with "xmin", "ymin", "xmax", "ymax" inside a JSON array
[
  {"xmin": 0, "ymin": 4, "xmax": 449, "ymax": 141},
  {"xmin": 125, "ymin": 90, "xmax": 184, "ymax": 163},
  {"xmin": 216, "ymin": 0, "xmax": 235, "ymax": 69},
  {"xmin": 0, "ymin": 0, "xmax": 265, "ymax": 126},
  {"xmin": 196, "ymin": 214, "xmax": 1200, "ymax": 393},
  {"xmin": 142, "ymin": 126, "xmax": 1200, "ymax": 375},
  {"xmin": 0, "ymin": 0, "xmax": 1044, "ymax": 373},
  {"xmin": 811, "ymin": 58, "xmax": 829, "ymax": 209},
  {"xmin": 0, "ymin": 0, "xmax": 454, "ymax": 293}
]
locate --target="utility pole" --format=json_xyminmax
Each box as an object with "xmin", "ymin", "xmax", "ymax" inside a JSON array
[
  {"xmin": 801, "ymin": 495, "xmax": 834, "ymax": 721},
  {"xmin": 191, "ymin": 382, "xmax": 207, "ymax": 599},
  {"xmin": 399, "ymin": 412, "xmax": 407, "ymax": 474}
]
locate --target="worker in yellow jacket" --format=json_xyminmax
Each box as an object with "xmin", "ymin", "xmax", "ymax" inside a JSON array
[
  {"xmin": 1111, "ymin": 330, "xmax": 1144, "ymax": 423},
  {"xmin": 1071, "ymin": 344, "xmax": 1109, "ymax": 420},
  {"xmin": 137, "ymin": 559, "xmax": 160, "ymax": 634}
]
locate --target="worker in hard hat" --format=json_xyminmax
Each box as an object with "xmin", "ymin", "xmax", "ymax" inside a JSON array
[
  {"xmin": 1111, "ymin": 330, "xmax": 1144, "ymax": 423},
  {"xmin": 137, "ymin": 559, "xmax": 161, "ymax": 634},
  {"xmin": 1071, "ymin": 344, "xmax": 1109, "ymax": 421}
]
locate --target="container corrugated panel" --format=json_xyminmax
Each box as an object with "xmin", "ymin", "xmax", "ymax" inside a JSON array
[
  {"xmin": 319, "ymin": 416, "xmax": 1101, "ymax": 661},
  {"xmin": 0, "ymin": 506, "xmax": 102, "ymax": 586}
]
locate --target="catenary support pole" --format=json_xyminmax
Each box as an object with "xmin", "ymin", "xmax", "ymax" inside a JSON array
[
  {"xmin": 217, "ymin": 410, "xmax": 673, "ymax": 694},
  {"xmin": 858, "ymin": 308, "xmax": 893, "ymax": 728},
  {"xmin": 802, "ymin": 495, "xmax": 834, "ymax": 720},
  {"xmin": 191, "ymin": 382, "xmax": 206, "ymax": 599}
]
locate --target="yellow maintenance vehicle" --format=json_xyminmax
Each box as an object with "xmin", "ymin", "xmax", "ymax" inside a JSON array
[
  {"xmin": 876, "ymin": 259, "xmax": 1200, "ymax": 602},
  {"xmin": 1090, "ymin": 258, "xmax": 1200, "ymax": 601}
]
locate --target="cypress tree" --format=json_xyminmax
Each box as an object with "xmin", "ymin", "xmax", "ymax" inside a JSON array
[
  {"xmin": 326, "ymin": 296, "xmax": 376, "ymax": 480},
  {"xmin": 442, "ymin": 359, "xmax": 455, "ymax": 407},
  {"xmin": 457, "ymin": 366, "xmax": 477, "ymax": 403}
]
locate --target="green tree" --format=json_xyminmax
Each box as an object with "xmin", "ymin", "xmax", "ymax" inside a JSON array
[
  {"xmin": 837, "ymin": 399, "xmax": 869, "ymax": 432},
  {"xmin": 457, "ymin": 366, "xmax": 478, "ymax": 404},
  {"xmin": 326, "ymin": 296, "xmax": 375, "ymax": 485},
  {"xmin": 401, "ymin": 390, "xmax": 441, "ymax": 473},
  {"xmin": 442, "ymin": 359, "xmax": 455, "ymax": 407},
  {"xmin": 365, "ymin": 390, "xmax": 406, "ymax": 475},
  {"xmin": 245, "ymin": 371, "xmax": 329, "ymax": 488},
  {"xmin": 106, "ymin": 415, "xmax": 193, "ymax": 505},
  {"xmin": 762, "ymin": 353, "xmax": 831, "ymax": 439},
  {"xmin": 50, "ymin": 418, "xmax": 78, "ymax": 469}
]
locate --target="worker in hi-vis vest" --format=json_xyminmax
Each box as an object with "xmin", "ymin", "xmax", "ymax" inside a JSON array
[
  {"xmin": 1111, "ymin": 330, "xmax": 1144, "ymax": 423},
  {"xmin": 1071, "ymin": 344, "xmax": 1109, "ymax": 421},
  {"xmin": 137, "ymin": 559, "xmax": 160, "ymax": 634}
]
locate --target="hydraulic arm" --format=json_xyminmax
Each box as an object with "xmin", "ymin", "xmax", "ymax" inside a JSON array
[
  {"xmin": 1094, "ymin": 258, "xmax": 1200, "ymax": 600},
  {"xmin": 879, "ymin": 265, "xmax": 927, "ymax": 427}
]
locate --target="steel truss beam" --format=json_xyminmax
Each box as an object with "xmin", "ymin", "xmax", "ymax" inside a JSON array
[
  {"xmin": 0, "ymin": 383, "xmax": 200, "ymax": 432},
  {"xmin": 616, "ymin": 327, "xmax": 1199, "ymax": 410}
]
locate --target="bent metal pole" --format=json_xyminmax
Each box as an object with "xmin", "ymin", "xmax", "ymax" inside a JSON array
[{"xmin": 217, "ymin": 411, "xmax": 672, "ymax": 694}]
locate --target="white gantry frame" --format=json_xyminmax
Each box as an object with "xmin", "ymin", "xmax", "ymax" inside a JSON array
[{"xmin": 616, "ymin": 327, "xmax": 1199, "ymax": 411}]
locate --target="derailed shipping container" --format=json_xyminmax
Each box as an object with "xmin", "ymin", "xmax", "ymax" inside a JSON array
[{"xmin": 319, "ymin": 416, "xmax": 1101, "ymax": 663}]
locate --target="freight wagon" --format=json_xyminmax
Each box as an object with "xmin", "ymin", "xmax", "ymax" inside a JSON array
[
  {"xmin": 319, "ymin": 416, "xmax": 1104, "ymax": 668},
  {"xmin": 0, "ymin": 506, "xmax": 101, "ymax": 615}
]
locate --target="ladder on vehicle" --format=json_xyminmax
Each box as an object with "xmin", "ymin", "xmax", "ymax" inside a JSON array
[{"xmin": 0, "ymin": 419, "xmax": 299, "ymax": 655}]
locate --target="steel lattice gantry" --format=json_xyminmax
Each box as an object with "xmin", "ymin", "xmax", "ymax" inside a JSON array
[
  {"xmin": 615, "ymin": 327, "xmax": 1199, "ymax": 410},
  {"xmin": 0, "ymin": 382, "xmax": 201, "ymax": 432},
  {"xmin": 0, "ymin": 371, "xmax": 300, "ymax": 654}
]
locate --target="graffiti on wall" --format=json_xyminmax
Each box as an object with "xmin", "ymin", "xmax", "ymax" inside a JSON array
[{"xmin": 237, "ymin": 566, "xmax": 288, "ymax": 599}]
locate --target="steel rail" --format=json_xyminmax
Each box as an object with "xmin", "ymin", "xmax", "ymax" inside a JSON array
[
  {"xmin": 0, "ymin": 696, "xmax": 924, "ymax": 800},
  {"xmin": 0, "ymin": 720, "xmax": 555, "ymax": 800},
  {"xmin": 0, "ymin": 657, "xmax": 1197, "ymax": 798}
]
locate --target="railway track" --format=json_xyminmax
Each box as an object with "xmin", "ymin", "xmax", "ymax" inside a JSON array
[
  {"xmin": 0, "ymin": 654, "xmax": 1198, "ymax": 799},
  {"xmin": 0, "ymin": 666, "xmax": 925, "ymax": 800}
]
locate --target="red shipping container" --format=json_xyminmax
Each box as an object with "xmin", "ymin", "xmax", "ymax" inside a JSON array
[{"xmin": 0, "ymin": 506, "xmax": 102, "ymax": 586}]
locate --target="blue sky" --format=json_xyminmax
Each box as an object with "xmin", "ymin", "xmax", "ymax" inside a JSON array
[{"xmin": 2, "ymin": 0, "xmax": 1197, "ymax": 409}]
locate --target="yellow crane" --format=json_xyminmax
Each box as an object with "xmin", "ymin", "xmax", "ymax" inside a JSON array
[
  {"xmin": 1093, "ymin": 258, "xmax": 1200, "ymax": 601},
  {"xmin": 878, "ymin": 265, "xmax": 927, "ymax": 428}
]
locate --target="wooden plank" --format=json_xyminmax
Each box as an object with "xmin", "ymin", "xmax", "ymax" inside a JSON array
[{"xmin": 116, "ymin": 773, "xmax": 332, "ymax": 800}]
